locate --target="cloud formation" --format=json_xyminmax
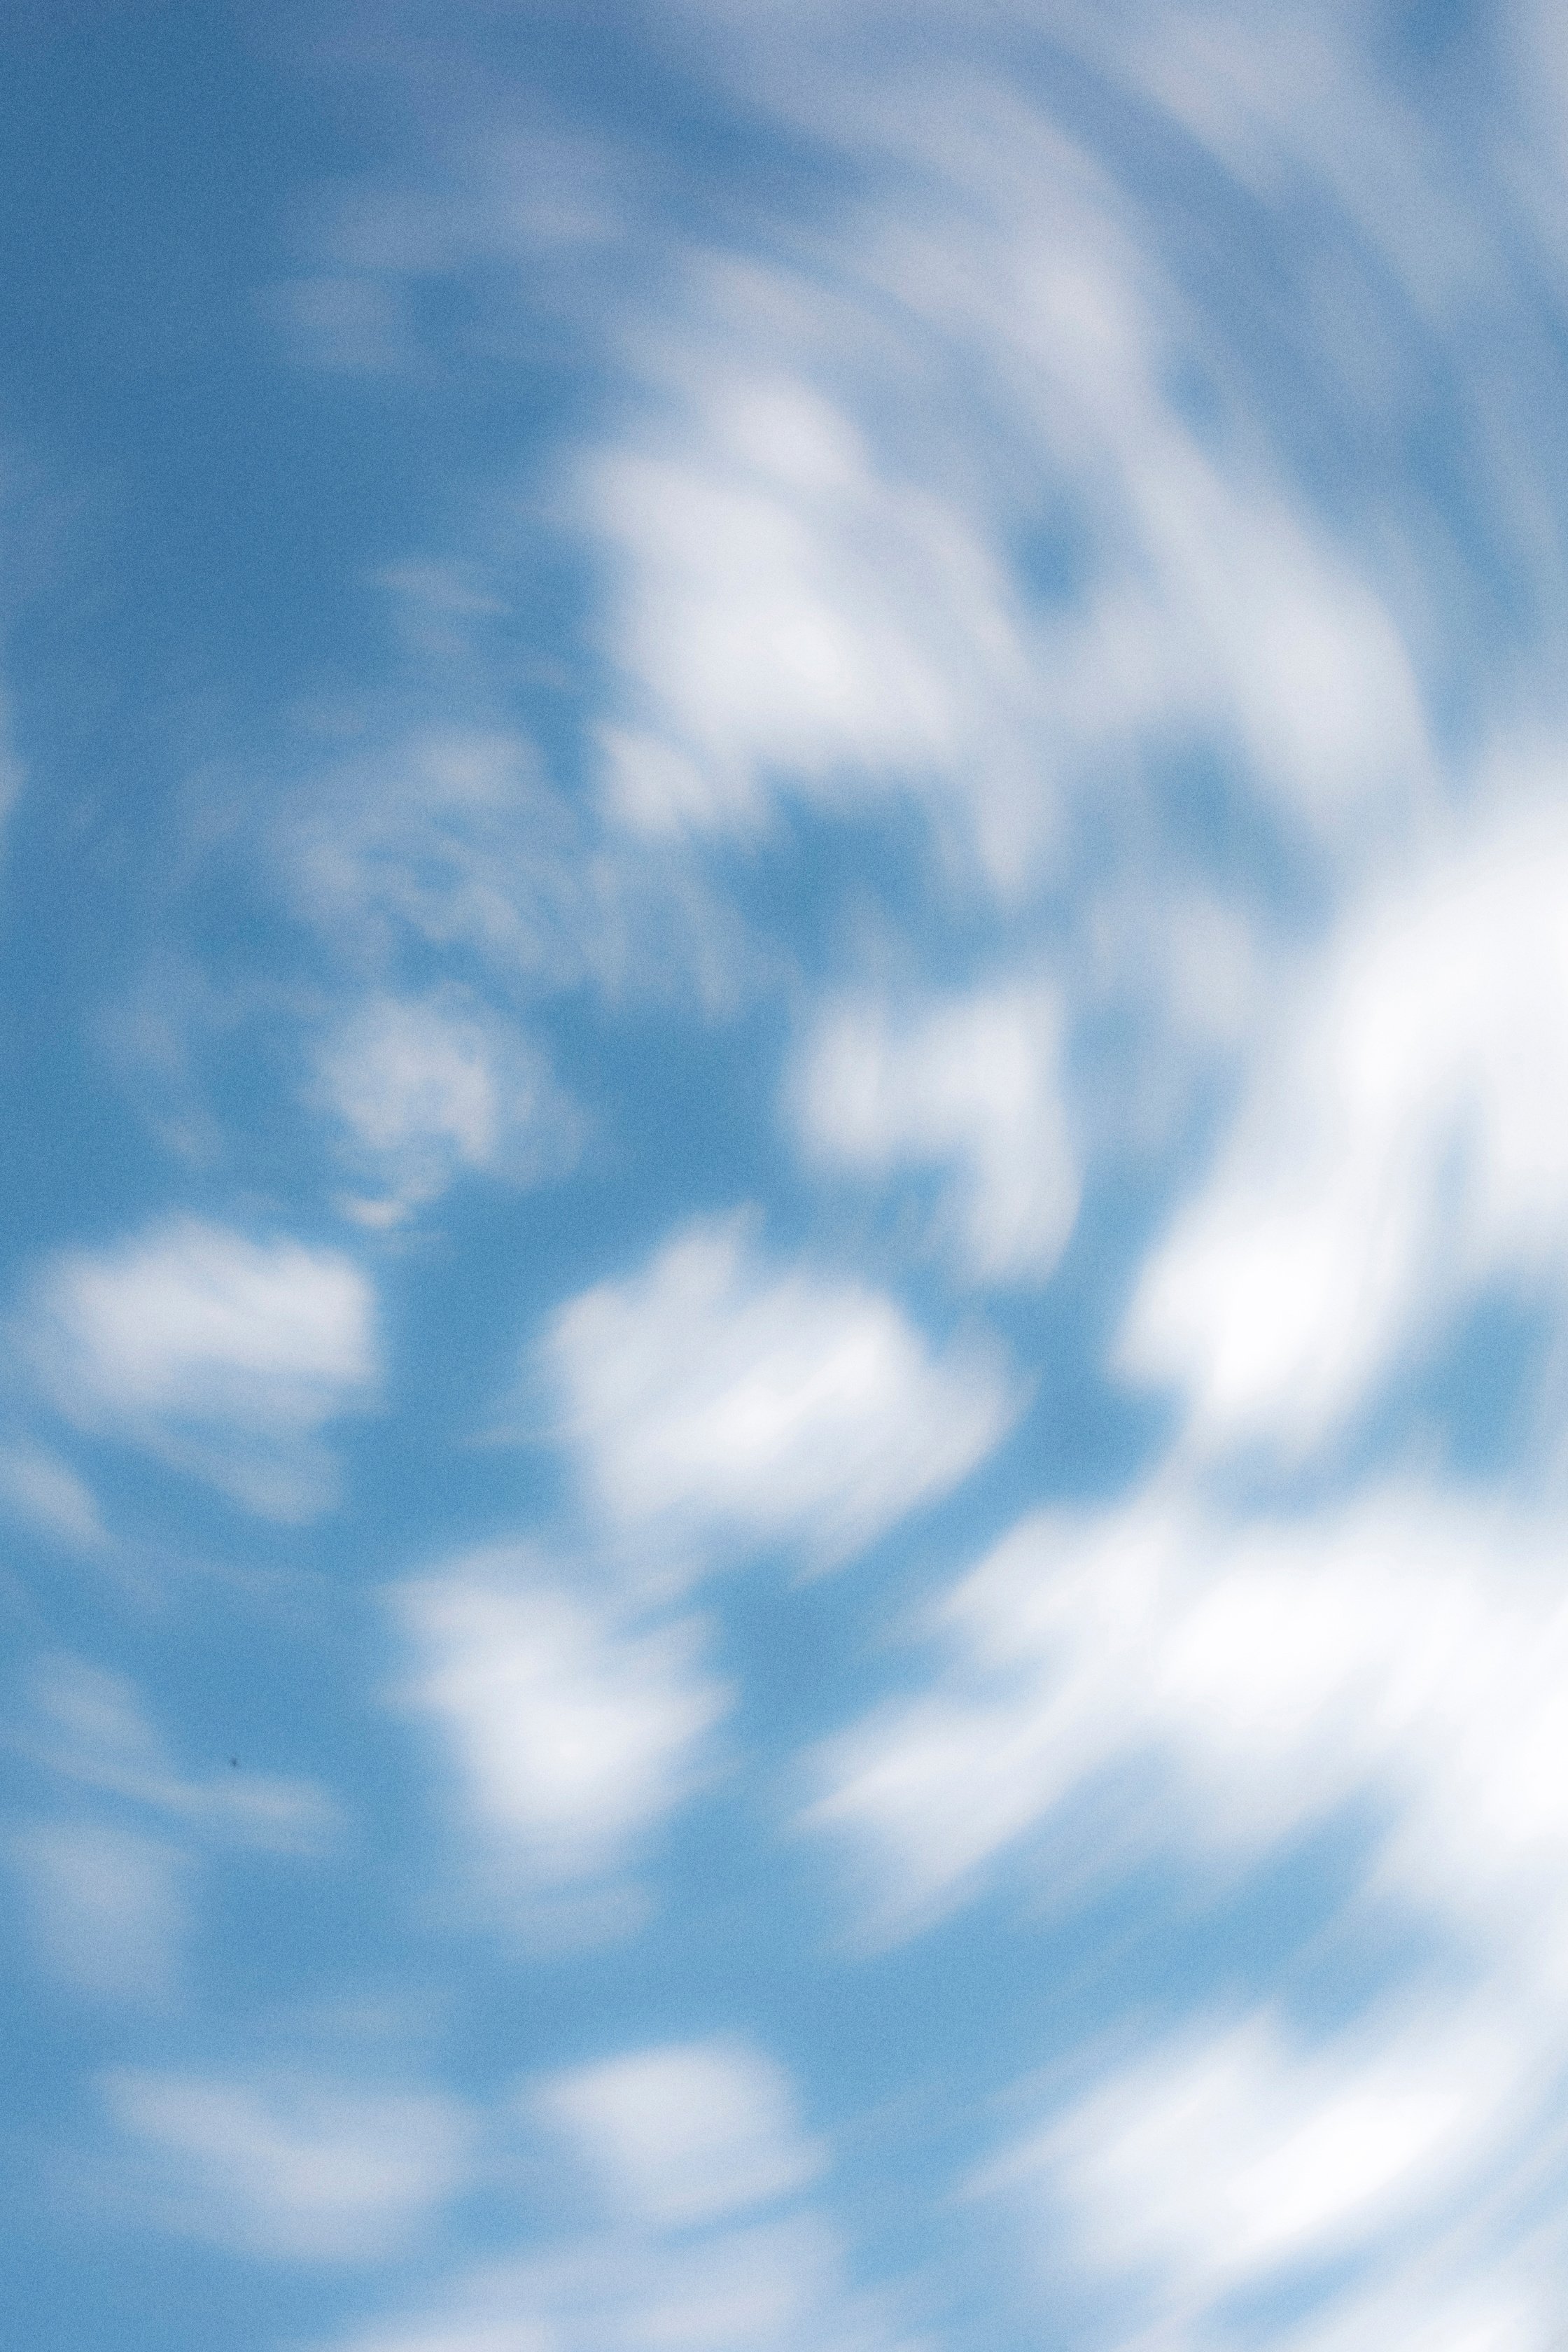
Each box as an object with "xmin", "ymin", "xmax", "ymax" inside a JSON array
[
  {"xmin": 539, "ymin": 1214, "xmax": 1018, "ymax": 1576},
  {"xmin": 99, "ymin": 2068, "xmax": 472, "ymax": 2260},
  {"xmin": 790, "ymin": 981, "xmax": 1079, "ymax": 1284},
  {"xmin": 389, "ymin": 1555, "xmax": 730, "ymax": 1932},
  {"xmin": 316, "ymin": 988, "xmax": 579, "ymax": 1223},
  {"xmin": 533, "ymin": 2036, "xmax": 824, "ymax": 2231},
  {"xmin": 1122, "ymin": 799, "xmax": 1568, "ymax": 1461},
  {"xmin": 19, "ymin": 1219, "xmax": 379, "ymax": 1518}
]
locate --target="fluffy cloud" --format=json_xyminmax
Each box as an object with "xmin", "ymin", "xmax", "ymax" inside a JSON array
[
  {"xmin": 533, "ymin": 2037, "xmax": 824, "ymax": 2230},
  {"xmin": 568, "ymin": 54, "xmax": 1435, "ymax": 891},
  {"xmin": 20, "ymin": 1218, "xmax": 378, "ymax": 1518},
  {"xmin": 539, "ymin": 1214, "xmax": 1018, "ymax": 1575},
  {"xmin": 99, "ymin": 2068, "xmax": 472, "ymax": 2260},
  {"xmin": 790, "ymin": 981, "xmax": 1078, "ymax": 1283},
  {"xmin": 389, "ymin": 1558, "xmax": 730, "ymax": 1929},
  {"xmin": 316, "ymin": 988, "xmax": 580, "ymax": 1222},
  {"xmin": 280, "ymin": 726, "xmax": 743, "ymax": 1013},
  {"xmin": 1121, "ymin": 801, "xmax": 1568, "ymax": 1461}
]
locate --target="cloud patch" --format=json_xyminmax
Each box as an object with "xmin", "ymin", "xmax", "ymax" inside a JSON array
[
  {"xmin": 532, "ymin": 2036, "xmax": 824, "ymax": 2231},
  {"xmin": 316, "ymin": 989, "xmax": 580, "ymax": 1223},
  {"xmin": 99, "ymin": 2067, "xmax": 472, "ymax": 2260},
  {"xmin": 389, "ymin": 1556, "xmax": 730, "ymax": 1935},
  {"xmin": 790, "ymin": 981, "xmax": 1078, "ymax": 1284},
  {"xmin": 20, "ymin": 1218, "xmax": 379, "ymax": 1519},
  {"xmin": 538, "ymin": 1214, "xmax": 1018, "ymax": 1576}
]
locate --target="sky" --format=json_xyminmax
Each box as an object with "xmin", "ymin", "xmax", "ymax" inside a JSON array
[{"xmin": 6, "ymin": 3, "xmax": 1568, "ymax": 2347}]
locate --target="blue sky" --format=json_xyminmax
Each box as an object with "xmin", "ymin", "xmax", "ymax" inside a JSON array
[{"xmin": 6, "ymin": 4, "xmax": 1568, "ymax": 2347}]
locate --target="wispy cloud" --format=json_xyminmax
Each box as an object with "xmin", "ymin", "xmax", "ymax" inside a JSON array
[
  {"xmin": 388, "ymin": 1554, "xmax": 730, "ymax": 1938},
  {"xmin": 1122, "ymin": 797, "xmax": 1568, "ymax": 1463},
  {"xmin": 315, "ymin": 987, "xmax": 580, "ymax": 1224},
  {"xmin": 789, "ymin": 981, "xmax": 1078, "ymax": 1285},
  {"xmin": 99, "ymin": 2067, "xmax": 473, "ymax": 2260},
  {"xmin": 18, "ymin": 1218, "xmax": 379, "ymax": 1520},
  {"xmin": 8, "ymin": 1819, "xmax": 189, "ymax": 2002},
  {"xmin": 537, "ymin": 1213, "xmax": 1019, "ymax": 1577},
  {"xmin": 804, "ymin": 1485, "xmax": 1568, "ymax": 1966},
  {"xmin": 531, "ymin": 2036, "xmax": 825, "ymax": 2231}
]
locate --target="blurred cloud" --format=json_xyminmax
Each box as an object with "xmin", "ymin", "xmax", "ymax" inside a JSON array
[
  {"xmin": 0, "ymin": 1438, "xmax": 108, "ymax": 1550},
  {"xmin": 790, "ymin": 981, "xmax": 1078, "ymax": 1284},
  {"xmin": 538, "ymin": 1214, "xmax": 1019, "ymax": 1575},
  {"xmin": 532, "ymin": 2036, "xmax": 824, "ymax": 2231},
  {"xmin": 99, "ymin": 2067, "xmax": 472, "ymax": 2260},
  {"xmin": 7, "ymin": 1819, "xmax": 189, "ymax": 2001},
  {"xmin": 983, "ymin": 1996, "xmax": 1527, "ymax": 2325},
  {"xmin": 804, "ymin": 1486, "xmax": 1568, "ymax": 1966},
  {"xmin": 22, "ymin": 1651, "xmax": 342, "ymax": 1856},
  {"xmin": 315, "ymin": 988, "xmax": 580, "ymax": 1224},
  {"xmin": 1121, "ymin": 797, "xmax": 1568, "ymax": 1462},
  {"xmin": 388, "ymin": 1556, "xmax": 730, "ymax": 1933},
  {"xmin": 256, "ymin": 276, "xmax": 414, "ymax": 373},
  {"xmin": 18, "ymin": 1218, "xmax": 379, "ymax": 1520},
  {"xmin": 325, "ymin": 2036, "xmax": 898, "ymax": 2352},
  {"xmin": 279, "ymin": 727, "xmax": 745, "ymax": 1014},
  {"xmin": 582, "ymin": 362, "xmax": 1048, "ymax": 872},
  {"xmin": 327, "ymin": 2214, "xmax": 907, "ymax": 2352}
]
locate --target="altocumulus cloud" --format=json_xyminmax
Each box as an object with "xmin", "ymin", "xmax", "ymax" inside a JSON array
[{"xmin": 16, "ymin": 4, "xmax": 1568, "ymax": 2351}]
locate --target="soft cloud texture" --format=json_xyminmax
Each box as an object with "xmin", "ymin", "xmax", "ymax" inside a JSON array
[
  {"xmin": 805, "ymin": 1488, "xmax": 1568, "ymax": 1962},
  {"xmin": 533, "ymin": 2036, "xmax": 824, "ymax": 2230},
  {"xmin": 20, "ymin": 1219, "xmax": 379, "ymax": 1518},
  {"xmin": 317, "ymin": 988, "xmax": 579, "ymax": 1222},
  {"xmin": 1122, "ymin": 799, "xmax": 1568, "ymax": 1461},
  {"xmin": 330, "ymin": 2041, "xmax": 893, "ymax": 2352},
  {"xmin": 8, "ymin": 1820, "xmax": 188, "ymax": 2001},
  {"xmin": 0, "ymin": 1438, "xmax": 108, "ymax": 1550},
  {"xmin": 540, "ymin": 1214, "xmax": 1018, "ymax": 1574},
  {"xmin": 790, "ymin": 981, "xmax": 1078, "ymax": 1284},
  {"xmin": 100, "ymin": 2068, "xmax": 473, "ymax": 2260},
  {"xmin": 22, "ymin": 1653, "xmax": 341, "ymax": 1856},
  {"xmin": 988, "ymin": 1998, "xmax": 1527, "ymax": 2324},
  {"xmin": 329, "ymin": 2215, "xmax": 906, "ymax": 2352},
  {"xmin": 390, "ymin": 1557, "xmax": 729, "ymax": 1928}
]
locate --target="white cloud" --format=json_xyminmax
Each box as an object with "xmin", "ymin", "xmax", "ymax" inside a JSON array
[
  {"xmin": 0, "ymin": 1439, "xmax": 107, "ymax": 1549},
  {"xmin": 389, "ymin": 1558, "xmax": 729, "ymax": 1925},
  {"xmin": 539, "ymin": 1214, "xmax": 1018, "ymax": 1574},
  {"xmin": 24, "ymin": 1652, "xmax": 340, "ymax": 1856},
  {"xmin": 1120, "ymin": 800, "xmax": 1568, "ymax": 1460},
  {"xmin": 804, "ymin": 1487, "xmax": 1568, "ymax": 1967},
  {"xmin": 100, "ymin": 2067, "xmax": 472, "ymax": 2260},
  {"xmin": 8, "ymin": 1820, "xmax": 188, "ymax": 2001},
  {"xmin": 582, "ymin": 363, "xmax": 1048, "ymax": 874},
  {"xmin": 316, "ymin": 989, "xmax": 579, "ymax": 1220},
  {"xmin": 20, "ymin": 1217, "xmax": 379, "ymax": 1518},
  {"xmin": 326, "ymin": 2216, "xmax": 906, "ymax": 2352},
  {"xmin": 989, "ymin": 1999, "xmax": 1525, "ymax": 2313},
  {"xmin": 533, "ymin": 2036, "xmax": 824, "ymax": 2230},
  {"xmin": 279, "ymin": 725, "xmax": 746, "ymax": 1015},
  {"xmin": 790, "ymin": 981, "xmax": 1078, "ymax": 1283},
  {"xmin": 568, "ymin": 69, "xmax": 1434, "ymax": 888}
]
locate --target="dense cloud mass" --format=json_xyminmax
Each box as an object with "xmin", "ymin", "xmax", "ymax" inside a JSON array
[{"xmin": 6, "ymin": 6, "xmax": 1568, "ymax": 2350}]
